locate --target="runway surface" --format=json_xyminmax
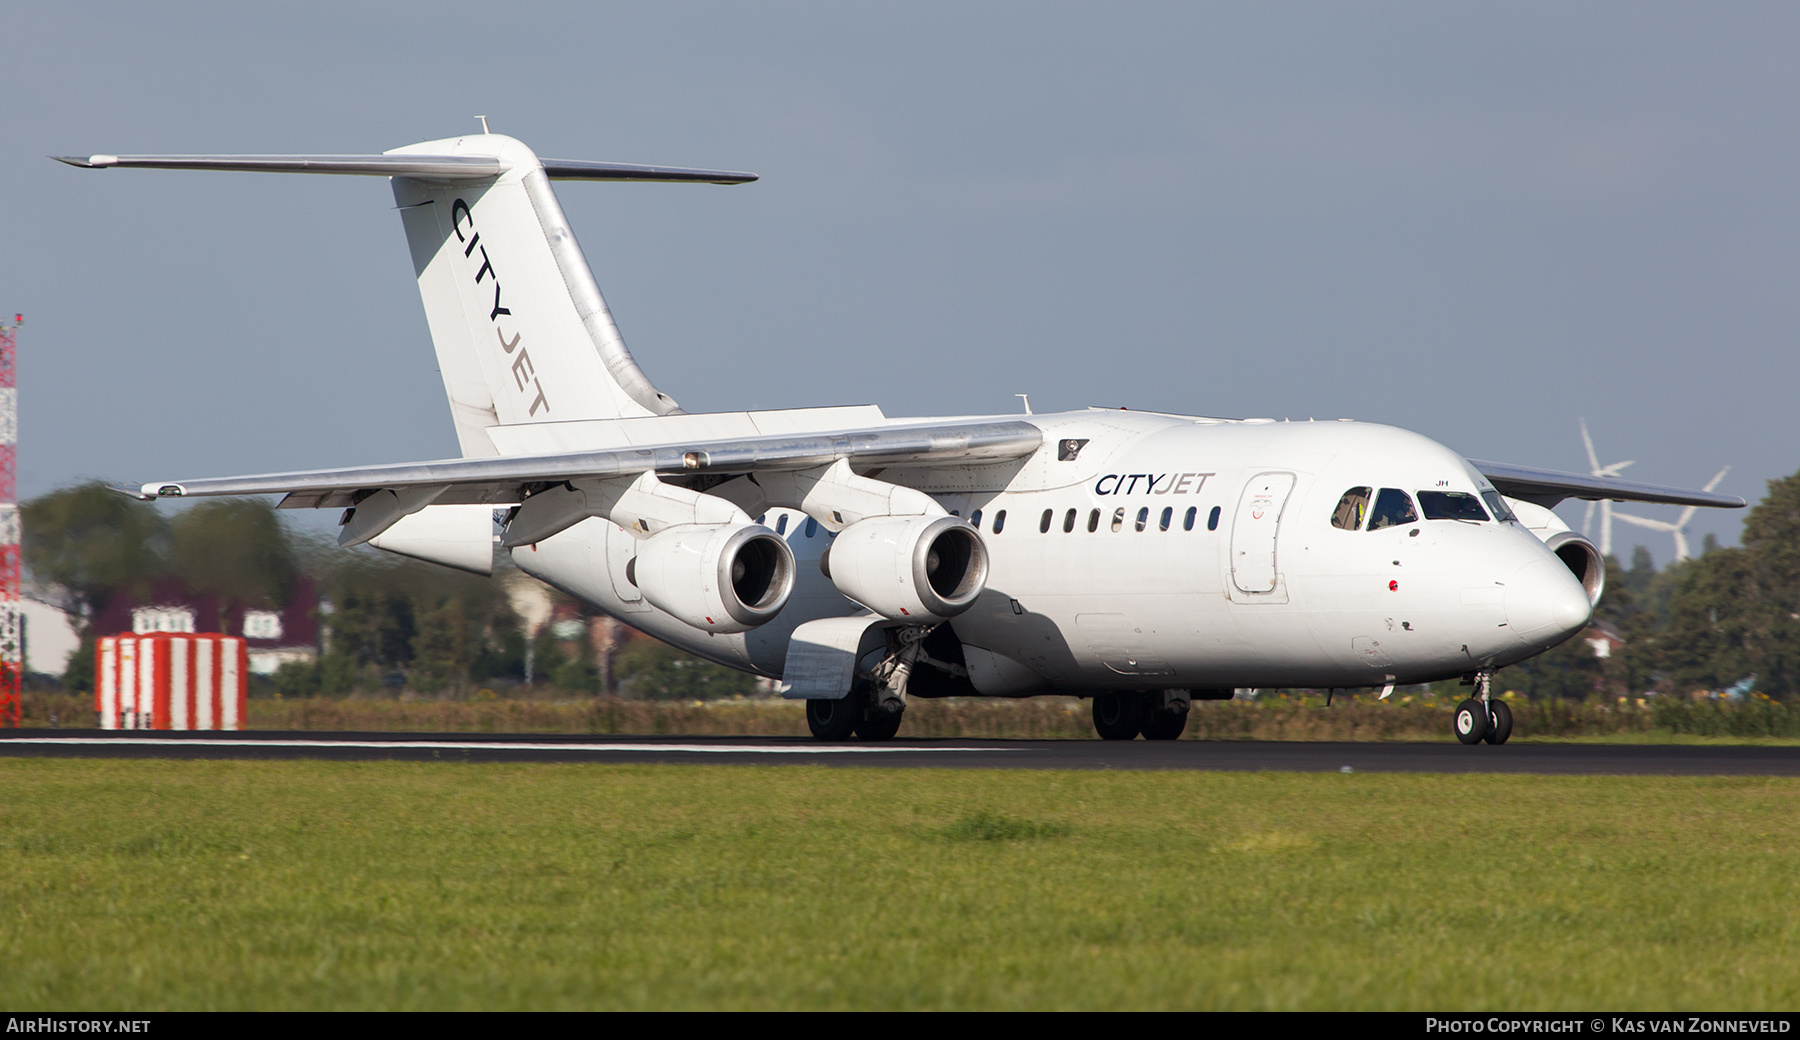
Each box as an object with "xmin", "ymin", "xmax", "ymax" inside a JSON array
[{"xmin": 2, "ymin": 730, "xmax": 1798, "ymax": 774}]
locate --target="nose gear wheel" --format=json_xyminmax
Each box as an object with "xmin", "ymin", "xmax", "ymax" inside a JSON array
[{"xmin": 1453, "ymin": 669, "xmax": 1511, "ymax": 745}]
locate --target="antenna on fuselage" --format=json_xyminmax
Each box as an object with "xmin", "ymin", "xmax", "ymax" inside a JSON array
[
  {"xmin": 1015, "ymin": 394, "xmax": 1032, "ymax": 415},
  {"xmin": 475, "ymin": 115, "xmax": 491, "ymax": 134}
]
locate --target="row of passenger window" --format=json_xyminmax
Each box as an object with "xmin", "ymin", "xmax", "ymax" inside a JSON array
[
  {"xmin": 757, "ymin": 503, "xmax": 1229, "ymax": 539},
  {"xmin": 1034, "ymin": 505, "xmax": 1223, "ymax": 534},
  {"xmin": 1329, "ymin": 486, "xmax": 1515, "ymax": 531}
]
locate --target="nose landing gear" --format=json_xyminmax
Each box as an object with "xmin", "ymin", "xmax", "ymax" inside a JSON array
[{"xmin": 1453, "ymin": 670, "xmax": 1512, "ymax": 745}]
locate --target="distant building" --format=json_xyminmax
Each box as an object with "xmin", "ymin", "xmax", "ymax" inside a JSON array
[
  {"xmin": 92, "ymin": 576, "xmax": 321, "ymax": 676},
  {"xmin": 1584, "ymin": 620, "xmax": 1625, "ymax": 660},
  {"xmin": 132, "ymin": 606, "xmax": 196, "ymax": 634},
  {"xmin": 18, "ymin": 587, "xmax": 80, "ymax": 676}
]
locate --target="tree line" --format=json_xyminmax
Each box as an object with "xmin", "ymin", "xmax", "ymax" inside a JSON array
[{"xmin": 21, "ymin": 484, "xmax": 756, "ymax": 700}]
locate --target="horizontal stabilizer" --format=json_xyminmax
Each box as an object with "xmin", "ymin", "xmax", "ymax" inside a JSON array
[
  {"xmin": 1473, "ymin": 459, "xmax": 1745, "ymax": 510},
  {"xmin": 540, "ymin": 159, "xmax": 756, "ymax": 183},
  {"xmin": 53, "ymin": 154, "xmax": 755, "ymax": 183}
]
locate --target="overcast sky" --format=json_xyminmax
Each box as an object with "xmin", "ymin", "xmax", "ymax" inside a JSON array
[{"xmin": 3, "ymin": 2, "xmax": 1795, "ymax": 564}]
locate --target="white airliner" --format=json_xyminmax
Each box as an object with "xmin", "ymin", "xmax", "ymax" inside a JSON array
[{"xmin": 60, "ymin": 133, "xmax": 1743, "ymax": 745}]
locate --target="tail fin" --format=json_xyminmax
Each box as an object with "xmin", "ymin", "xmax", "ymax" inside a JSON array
[
  {"xmin": 390, "ymin": 133, "xmax": 686, "ymax": 455},
  {"xmin": 56, "ymin": 136, "xmax": 757, "ymax": 458}
]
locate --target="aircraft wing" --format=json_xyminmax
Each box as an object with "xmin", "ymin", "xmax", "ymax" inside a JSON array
[
  {"xmin": 1470, "ymin": 459, "xmax": 1745, "ymax": 510},
  {"xmin": 123, "ymin": 420, "xmax": 1044, "ymax": 509}
]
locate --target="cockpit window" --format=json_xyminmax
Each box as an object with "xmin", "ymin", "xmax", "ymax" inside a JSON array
[
  {"xmin": 1366, "ymin": 488, "xmax": 1418, "ymax": 531},
  {"xmin": 1417, "ymin": 491, "xmax": 1490, "ymax": 522},
  {"xmin": 1331, "ymin": 487, "xmax": 1372, "ymax": 530},
  {"xmin": 1480, "ymin": 490, "xmax": 1517, "ymax": 523}
]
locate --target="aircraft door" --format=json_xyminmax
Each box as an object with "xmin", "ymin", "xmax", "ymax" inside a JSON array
[{"xmin": 1230, "ymin": 472, "xmax": 1296, "ymax": 595}]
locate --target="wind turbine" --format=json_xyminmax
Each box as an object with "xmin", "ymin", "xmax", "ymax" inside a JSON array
[
  {"xmin": 1612, "ymin": 467, "xmax": 1731, "ymax": 562},
  {"xmin": 1580, "ymin": 419, "xmax": 1634, "ymax": 558}
]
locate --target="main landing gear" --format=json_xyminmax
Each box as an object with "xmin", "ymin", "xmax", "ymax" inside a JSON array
[
  {"xmin": 805, "ymin": 626, "xmax": 930, "ymax": 742},
  {"xmin": 1453, "ymin": 670, "xmax": 1513, "ymax": 746},
  {"xmin": 803, "ymin": 681, "xmax": 907, "ymax": 742},
  {"xmin": 1092, "ymin": 690, "xmax": 1192, "ymax": 741}
]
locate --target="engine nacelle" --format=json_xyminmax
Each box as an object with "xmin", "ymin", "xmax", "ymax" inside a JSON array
[
  {"xmin": 820, "ymin": 515, "xmax": 989, "ymax": 622},
  {"xmin": 1545, "ymin": 531, "xmax": 1605, "ymax": 608},
  {"xmin": 1504, "ymin": 497, "xmax": 1606, "ymax": 608},
  {"xmin": 632, "ymin": 523, "xmax": 796, "ymax": 633}
]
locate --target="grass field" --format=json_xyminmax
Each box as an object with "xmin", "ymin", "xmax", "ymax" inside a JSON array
[{"xmin": 1, "ymin": 760, "xmax": 1797, "ymax": 1010}]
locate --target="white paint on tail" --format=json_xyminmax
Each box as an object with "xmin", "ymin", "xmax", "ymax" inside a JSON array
[{"xmin": 387, "ymin": 134, "xmax": 679, "ymax": 458}]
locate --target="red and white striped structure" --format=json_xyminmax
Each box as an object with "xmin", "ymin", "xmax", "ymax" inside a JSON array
[
  {"xmin": 96, "ymin": 634, "xmax": 246, "ymax": 730},
  {"xmin": 0, "ymin": 316, "xmax": 19, "ymax": 728}
]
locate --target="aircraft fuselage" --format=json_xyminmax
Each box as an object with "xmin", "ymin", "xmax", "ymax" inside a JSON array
[{"xmin": 515, "ymin": 408, "xmax": 1594, "ymax": 695}]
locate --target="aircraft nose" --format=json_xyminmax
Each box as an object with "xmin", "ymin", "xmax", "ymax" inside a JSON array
[{"xmin": 1504, "ymin": 558, "xmax": 1593, "ymax": 648}]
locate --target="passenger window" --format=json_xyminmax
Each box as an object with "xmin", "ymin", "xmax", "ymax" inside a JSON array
[
  {"xmin": 1331, "ymin": 487, "xmax": 1372, "ymax": 530},
  {"xmin": 776, "ymin": 514, "xmax": 789, "ymax": 536},
  {"xmin": 1480, "ymin": 491, "xmax": 1516, "ymax": 523},
  {"xmin": 804, "ymin": 516, "xmax": 818, "ymax": 538},
  {"xmin": 1087, "ymin": 509, "xmax": 1100, "ymax": 533},
  {"xmin": 1183, "ymin": 506, "xmax": 1197, "ymax": 531},
  {"xmin": 1159, "ymin": 507, "xmax": 1172, "ymax": 531},
  {"xmin": 757, "ymin": 513, "xmax": 766, "ymax": 526},
  {"xmin": 971, "ymin": 509, "xmax": 983, "ymax": 528},
  {"xmin": 1111, "ymin": 508, "xmax": 1125, "ymax": 532},
  {"xmin": 993, "ymin": 509, "xmax": 1006, "ymax": 534},
  {"xmin": 1207, "ymin": 506, "xmax": 1221, "ymax": 531},
  {"xmin": 1134, "ymin": 508, "xmax": 1149, "ymax": 532},
  {"xmin": 1063, "ymin": 508, "xmax": 1077, "ymax": 533},
  {"xmin": 1366, "ymin": 489, "xmax": 1418, "ymax": 531},
  {"xmin": 1040, "ymin": 509, "xmax": 1053, "ymax": 533},
  {"xmin": 1417, "ymin": 491, "xmax": 1489, "ymax": 522}
]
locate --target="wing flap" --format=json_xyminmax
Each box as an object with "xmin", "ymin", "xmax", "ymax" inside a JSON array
[{"xmin": 1472, "ymin": 459, "xmax": 1745, "ymax": 509}]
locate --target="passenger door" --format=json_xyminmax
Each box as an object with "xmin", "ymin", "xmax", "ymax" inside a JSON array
[{"xmin": 1230, "ymin": 472, "xmax": 1296, "ymax": 599}]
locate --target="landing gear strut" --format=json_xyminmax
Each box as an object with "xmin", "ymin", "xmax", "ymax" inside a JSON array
[{"xmin": 1453, "ymin": 670, "xmax": 1511, "ymax": 746}]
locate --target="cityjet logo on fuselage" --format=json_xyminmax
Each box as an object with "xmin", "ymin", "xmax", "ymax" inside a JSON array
[
  {"xmin": 450, "ymin": 198, "xmax": 549, "ymax": 417},
  {"xmin": 1092, "ymin": 472, "xmax": 1213, "ymax": 496}
]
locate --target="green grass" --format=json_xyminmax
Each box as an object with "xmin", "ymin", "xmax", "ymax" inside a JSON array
[{"xmin": 1, "ymin": 760, "xmax": 1797, "ymax": 1010}]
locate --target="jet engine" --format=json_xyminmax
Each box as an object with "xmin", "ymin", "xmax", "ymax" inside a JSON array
[
  {"xmin": 1544, "ymin": 531, "xmax": 1605, "ymax": 607},
  {"xmin": 819, "ymin": 515, "xmax": 989, "ymax": 622},
  {"xmin": 630, "ymin": 523, "xmax": 796, "ymax": 633},
  {"xmin": 1503, "ymin": 497, "xmax": 1606, "ymax": 608}
]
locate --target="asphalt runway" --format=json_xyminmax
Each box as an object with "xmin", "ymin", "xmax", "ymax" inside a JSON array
[{"xmin": 1, "ymin": 730, "xmax": 1798, "ymax": 774}]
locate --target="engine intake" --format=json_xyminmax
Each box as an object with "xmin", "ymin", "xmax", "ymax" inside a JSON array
[
  {"xmin": 632, "ymin": 523, "xmax": 796, "ymax": 633},
  {"xmin": 1544, "ymin": 531, "xmax": 1605, "ymax": 607},
  {"xmin": 820, "ymin": 515, "xmax": 989, "ymax": 622}
]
